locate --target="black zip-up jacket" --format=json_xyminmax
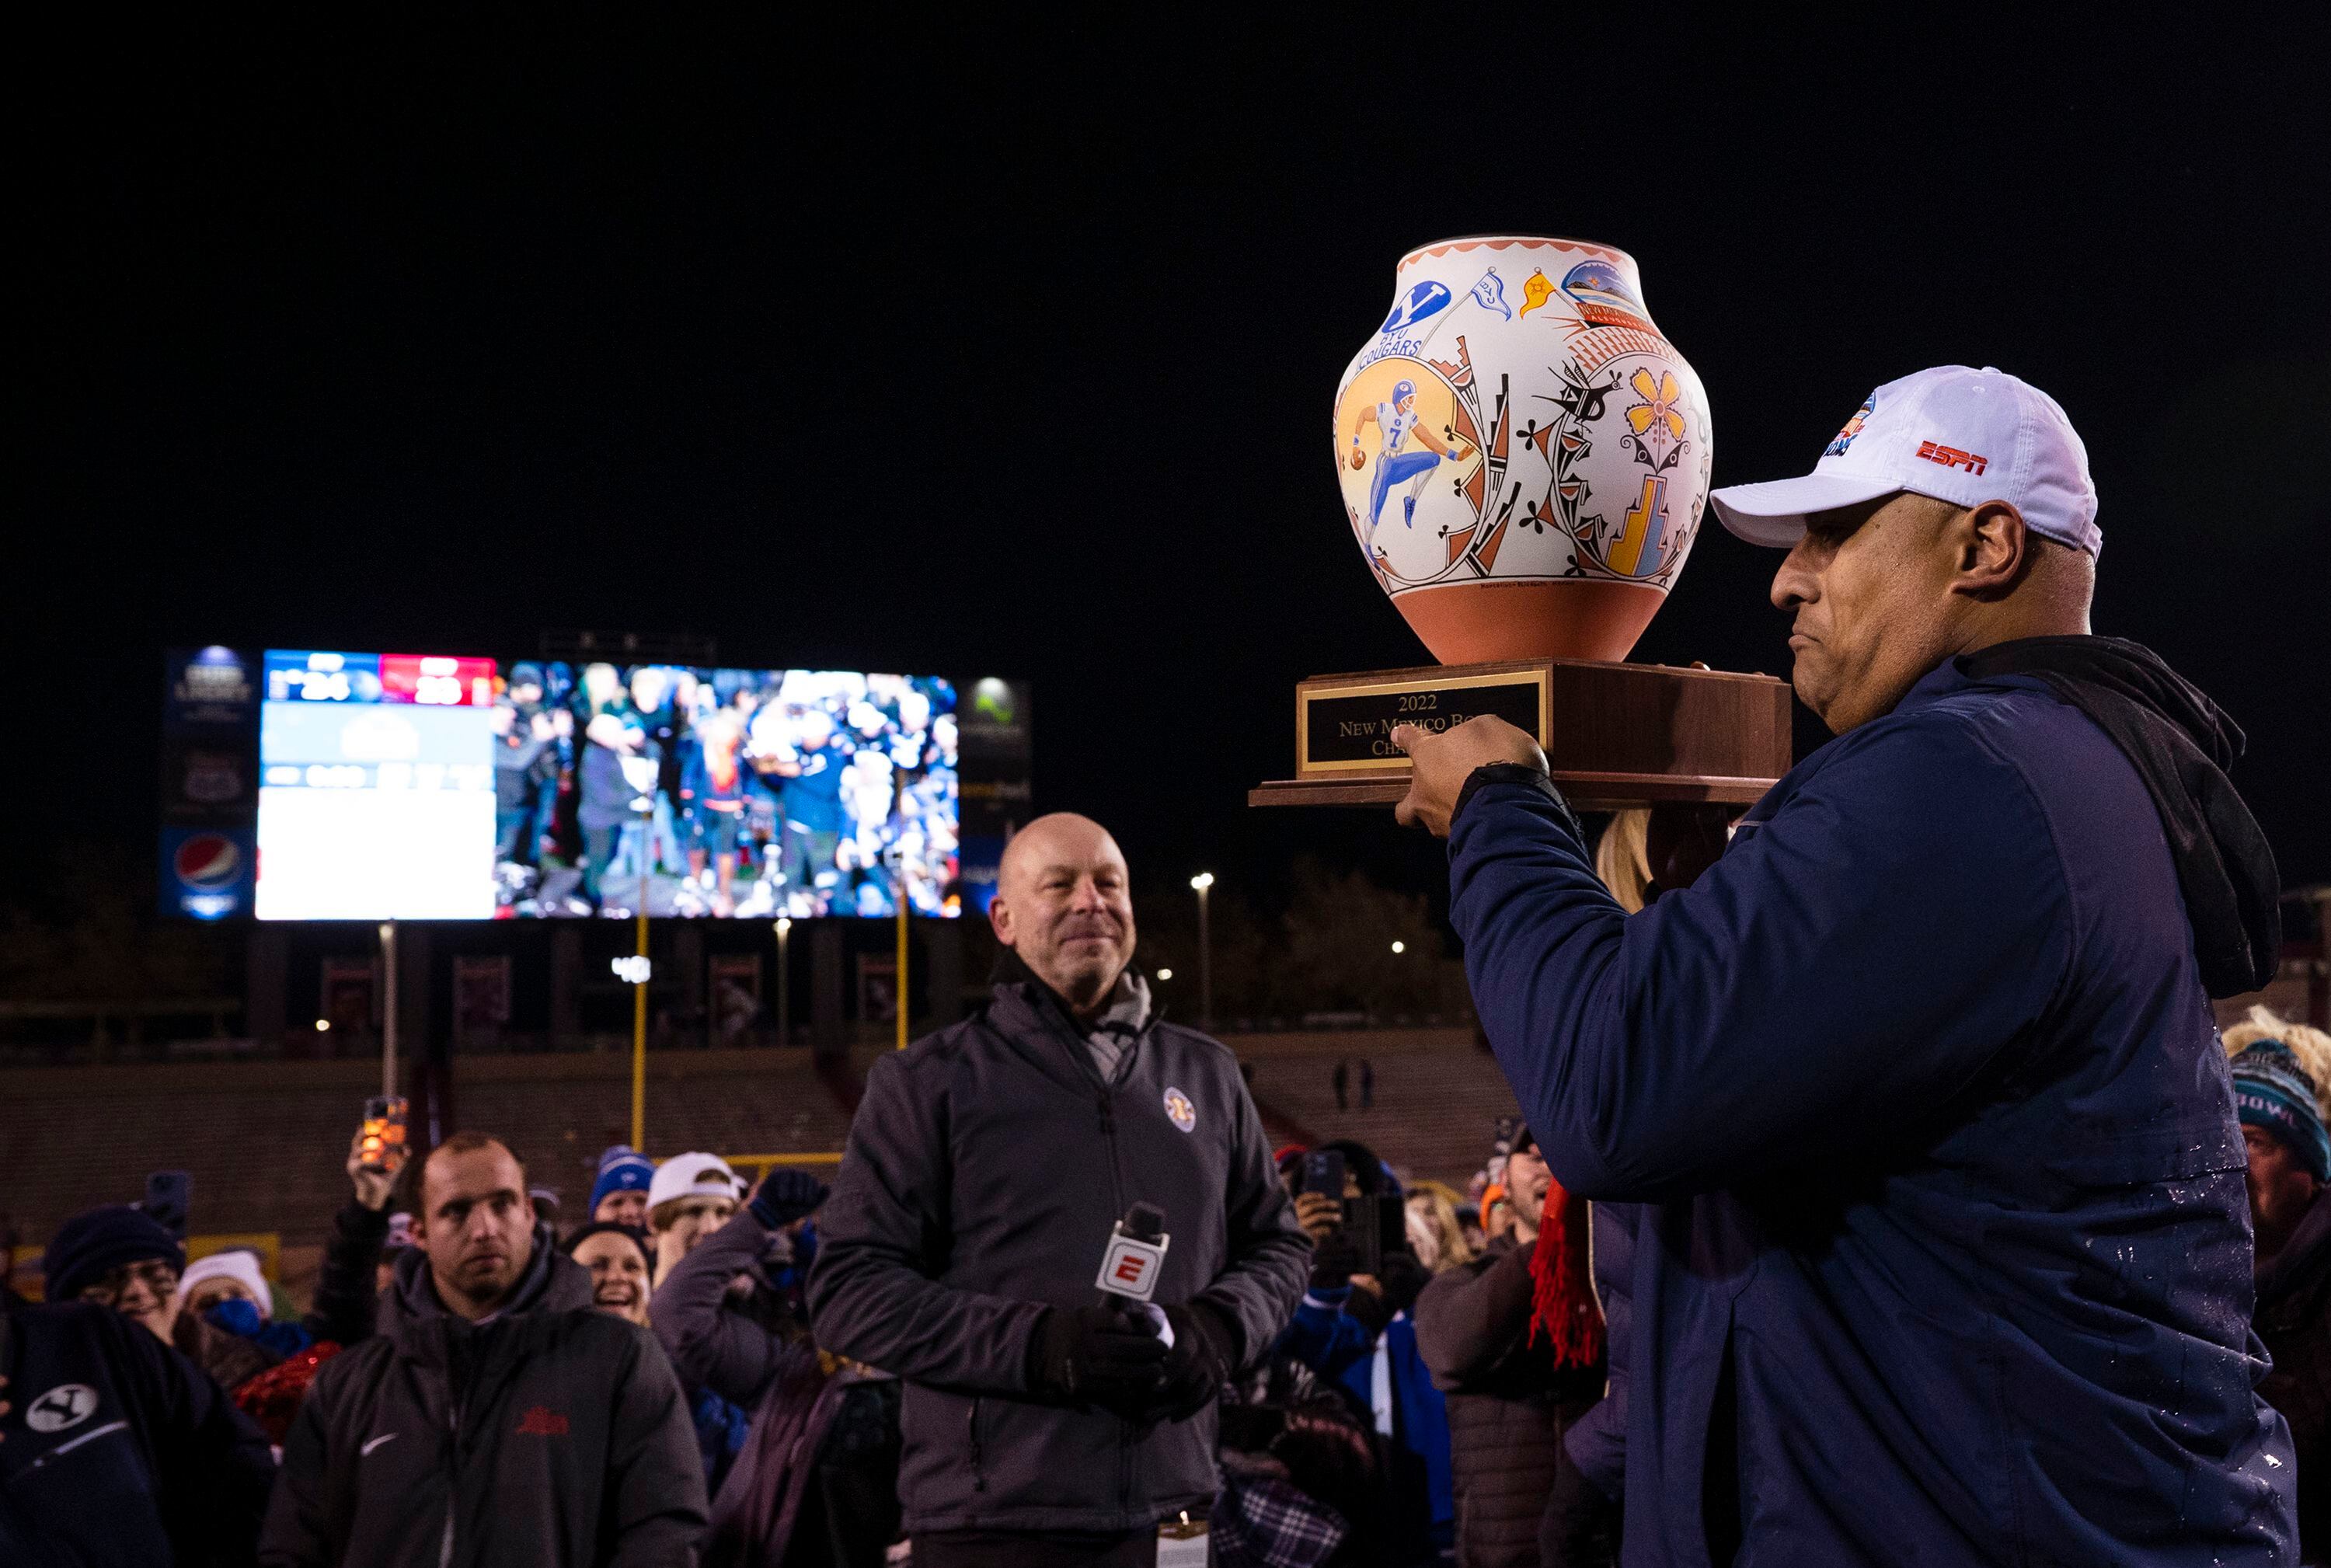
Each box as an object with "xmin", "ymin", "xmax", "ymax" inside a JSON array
[
  {"xmin": 806, "ymin": 980, "xmax": 1310, "ymax": 1535},
  {"xmin": 0, "ymin": 1295, "xmax": 276, "ymax": 1566},
  {"xmin": 259, "ymin": 1228, "xmax": 706, "ymax": 1567}
]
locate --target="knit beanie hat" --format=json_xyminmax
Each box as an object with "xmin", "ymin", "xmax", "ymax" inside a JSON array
[
  {"xmin": 176, "ymin": 1250, "xmax": 272, "ymax": 1318},
  {"xmin": 43, "ymin": 1204, "xmax": 184, "ymax": 1302},
  {"xmin": 562, "ymin": 1221, "xmax": 655, "ymax": 1273},
  {"xmin": 589, "ymin": 1146, "xmax": 657, "ymax": 1213},
  {"xmin": 2232, "ymin": 1038, "xmax": 2331, "ymax": 1183}
]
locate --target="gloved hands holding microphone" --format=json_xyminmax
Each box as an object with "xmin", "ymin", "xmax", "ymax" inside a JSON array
[
  {"xmin": 1026, "ymin": 1300, "xmax": 1238, "ymax": 1424},
  {"xmin": 1026, "ymin": 1198, "xmax": 1240, "ymax": 1424}
]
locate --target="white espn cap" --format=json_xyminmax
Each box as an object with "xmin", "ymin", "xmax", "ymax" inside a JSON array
[
  {"xmin": 646, "ymin": 1152, "xmax": 745, "ymax": 1211},
  {"xmin": 1710, "ymin": 365, "xmax": 2099, "ymax": 557}
]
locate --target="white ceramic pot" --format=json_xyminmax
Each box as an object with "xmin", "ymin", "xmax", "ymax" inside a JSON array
[{"xmin": 1332, "ymin": 235, "xmax": 1713, "ymax": 664}]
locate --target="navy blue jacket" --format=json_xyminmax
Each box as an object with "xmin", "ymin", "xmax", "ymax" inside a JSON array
[
  {"xmin": 1450, "ymin": 660, "xmax": 2295, "ymax": 1564},
  {"xmin": 0, "ymin": 1296, "xmax": 276, "ymax": 1566}
]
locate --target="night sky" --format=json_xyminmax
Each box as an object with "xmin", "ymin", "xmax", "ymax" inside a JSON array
[{"xmin": 16, "ymin": 22, "xmax": 2329, "ymax": 932}]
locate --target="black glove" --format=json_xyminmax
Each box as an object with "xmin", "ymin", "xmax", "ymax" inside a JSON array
[
  {"xmin": 1375, "ymin": 1251, "xmax": 1430, "ymax": 1318},
  {"xmin": 1148, "ymin": 1301, "xmax": 1238, "ymax": 1423},
  {"xmin": 1341, "ymin": 1278, "xmax": 1392, "ymax": 1339},
  {"xmin": 1026, "ymin": 1305, "xmax": 1170, "ymax": 1410},
  {"xmin": 1308, "ymin": 1230, "xmax": 1360, "ymax": 1293},
  {"xmin": 749, "ymin": 1169, "xmax": 829, "ymax": 1230}
]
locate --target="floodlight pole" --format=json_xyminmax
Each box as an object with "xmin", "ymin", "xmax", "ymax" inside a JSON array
[
  {"xmin": 631, "ymin": 798, "xmax": 652, "ymax": 1151},
  {"xmin": 378, "ymin": 920, "xmax": 399, "ymax": 1096},
  {"xmin": 1190, "ymin": 873, "xmax": 1215, "ymax": 1035},
  {"xmin": 774, "ymin": 918, "xmax": 792, "ymax": 1047}
]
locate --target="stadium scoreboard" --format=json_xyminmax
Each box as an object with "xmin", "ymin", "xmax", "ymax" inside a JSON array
[
  {"xmin": 257, "ymin": 650, "xmax": 500, "ymax": 921},
  {"xmin": 162, "ymin": 647, "xmax": 995, "ymax": 922}
]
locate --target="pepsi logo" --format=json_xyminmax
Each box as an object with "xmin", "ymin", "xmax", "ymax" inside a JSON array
[{"xmin": 175, "ymin": 835, "xmax": 243, "ymax": 890}]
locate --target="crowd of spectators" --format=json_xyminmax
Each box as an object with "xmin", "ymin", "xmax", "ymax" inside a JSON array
[
  {"xmin": 5, "ymin": 798, "xmax": 2327, "ymax": 1563},
  {"xmin": 12, "ymin": 1014, "xmax": 2323, "ymax": 1565}
]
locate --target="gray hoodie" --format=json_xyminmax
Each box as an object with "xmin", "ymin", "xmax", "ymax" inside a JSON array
[{"xmin": 807, "ymin": 980, "xmax": 1310, "ymax": 1535}]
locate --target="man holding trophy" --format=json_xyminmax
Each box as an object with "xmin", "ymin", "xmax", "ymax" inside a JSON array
[{"xmin": 1393, "ymin": 368, "xmax": 2298, "ymax": 1561}]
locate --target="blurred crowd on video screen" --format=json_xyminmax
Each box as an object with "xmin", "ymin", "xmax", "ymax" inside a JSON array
[{"xmin": 491, "ymin": 663, "xmax": 958, "ymax": 919}]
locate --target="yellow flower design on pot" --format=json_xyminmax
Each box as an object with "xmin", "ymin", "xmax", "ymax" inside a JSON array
[{"xmin": 1626, "ymin": 368, "xmax": 1686, "ymax": 443}]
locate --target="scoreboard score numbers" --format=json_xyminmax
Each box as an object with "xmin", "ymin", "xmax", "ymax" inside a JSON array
[{"xmin": 266, "ymin": 651, "xmax": 496, "ymax": 707}]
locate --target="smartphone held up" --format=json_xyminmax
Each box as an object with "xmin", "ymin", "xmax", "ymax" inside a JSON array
[{"xmin": 360, "ymin": 1096, "xmax": 408, "ymax": 1170}]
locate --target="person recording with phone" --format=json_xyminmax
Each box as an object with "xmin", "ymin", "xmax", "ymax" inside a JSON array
[
  {"xmin": 809, "ymin": 812, "xmax": 1308, "ymax": 1568},
  {"xmin": 1274, "ymin": 1138, "xmax": 1454, "ymax": 1563},
  {"xmin": 40, "ymin": 1111, "xmax": 406, "ymax": 1416}
]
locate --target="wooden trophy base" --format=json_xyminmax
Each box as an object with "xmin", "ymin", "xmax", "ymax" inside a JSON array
[{"xmin": 1249, "ymin": 658, "xmax": 1793, "ymax": 810}]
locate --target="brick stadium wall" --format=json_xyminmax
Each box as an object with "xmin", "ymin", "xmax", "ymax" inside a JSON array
[
  {"xmin": 0, "ymin": 1047, "xmax": 862, "ymax": 1261},
  {"xmin": 1, "ymin": 1027, "xmax": 1524, "ymax": 1290}
]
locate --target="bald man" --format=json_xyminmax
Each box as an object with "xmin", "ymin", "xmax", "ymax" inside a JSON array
[{"xmin": 810, "ymin": 814, "xmax": 1308, "ymax": 1568}]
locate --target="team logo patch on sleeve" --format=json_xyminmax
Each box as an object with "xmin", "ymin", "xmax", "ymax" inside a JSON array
[
  {"xmin": 1162, "ymin": 1087, "xmax": 1197, "ymax": 1133},
  {"xmin": 26, "ymin": 1383, "xmax": 99, "ymax": 1433}
]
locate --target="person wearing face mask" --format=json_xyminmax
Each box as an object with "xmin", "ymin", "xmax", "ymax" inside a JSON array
[
  {"xmin": 809, "ymin": 812, "xmax": 1309, "ymax": 1568},
  {"xmin": 259, "ymin": 1132, "xmax": 705, "ymax": 1567},
  {"xmin": 1392, "ymin": 367, "xmax": 2295, "ymax": 1561},
  {"xmin": 44, "ymin": 1204, "xmax": 278, "ymax": 1399}
]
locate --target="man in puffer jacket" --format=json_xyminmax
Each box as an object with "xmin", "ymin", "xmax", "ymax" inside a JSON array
[
  {"xmin": 260, "ymin": 1132, "xmax": 706, "ymax": 1567},
  {"xmin": 1413, "ymin": 1127, "xmax": 1604, "ymax": 1568}
]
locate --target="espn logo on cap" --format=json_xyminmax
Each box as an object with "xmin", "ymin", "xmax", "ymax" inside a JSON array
[
  {"xmin": 1095, "ymin": 1235, "xmax": 1169, "ymax": 1303},
  {"xmin": 1915, "ymin": 439, "xmax": 1989, "ymax": 476}
]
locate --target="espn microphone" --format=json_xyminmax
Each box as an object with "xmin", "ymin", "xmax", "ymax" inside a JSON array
[{"xmin": 1095, "ymin": 1200, "xmax": 1170, "ymax": 1312}]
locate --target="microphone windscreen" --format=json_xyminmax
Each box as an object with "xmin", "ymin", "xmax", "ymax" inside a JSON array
[{"xmin": 1124, "ymin": 1201, "xmax": 1167, "ymax": 1242}]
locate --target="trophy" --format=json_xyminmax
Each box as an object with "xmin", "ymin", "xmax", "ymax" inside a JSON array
[{"xmin": 1250, "ymin": 235, "xmax": 1792, "ymax": 810}]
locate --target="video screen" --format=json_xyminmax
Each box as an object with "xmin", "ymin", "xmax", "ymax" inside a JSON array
[
  {"xmin": 500, "ymin": 664, "xmax": 958, "ymax": 919},
  {"xmin": 256, "ymin": 654, "xmax": 959, "ymax": 920}
]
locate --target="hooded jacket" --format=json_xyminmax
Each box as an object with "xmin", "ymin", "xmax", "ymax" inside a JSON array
[
  {"xmin": 259, "ymin": 1225, "xmax": 706, "ymax": 1568},
  {"xmin": 1449, "ymin": 649, "xmax": 2295, "ymax": 1563},
  {"xmin": 806, "ymin": 978, "xmax": 1311, "ymax": 1536},
  {"xmin": 1957, "ymin": 635, "xmax": 2280, "ymax": 997}
]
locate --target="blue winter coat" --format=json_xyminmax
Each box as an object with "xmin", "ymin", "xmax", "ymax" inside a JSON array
[
  {"xmin": 1280, "ymin": 1289, "xmax": 1455, "ymax": 1552},
  {"xmin": 1449, "ymin": 660, "xmax": 2295, "ymax": 1564}
]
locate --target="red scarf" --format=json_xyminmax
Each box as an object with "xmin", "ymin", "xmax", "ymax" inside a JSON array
[{"xmin": 1525, "ymin": 1179, "xmax": 1605, "ymax": 1368}]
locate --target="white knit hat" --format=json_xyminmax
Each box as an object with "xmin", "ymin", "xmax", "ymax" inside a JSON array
[{"xmin": 176, "ymin": 1249, "xmax": 271, "ymax": 1318}]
